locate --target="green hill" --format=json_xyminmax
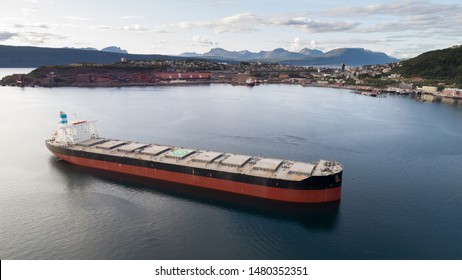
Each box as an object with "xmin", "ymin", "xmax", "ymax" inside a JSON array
[{"xmin": 394, "ymin": 45, "xmax": 462, "ymax": 83}]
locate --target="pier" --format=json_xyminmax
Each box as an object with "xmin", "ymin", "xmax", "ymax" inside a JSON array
[{"xmin": 417, "ymin": 92, "xmax": 462, "ymax": 105}]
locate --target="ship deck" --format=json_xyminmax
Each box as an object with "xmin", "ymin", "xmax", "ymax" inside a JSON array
[{"xmin": 61, "ymin": 138, "xmax": 342, "ymax": 181}]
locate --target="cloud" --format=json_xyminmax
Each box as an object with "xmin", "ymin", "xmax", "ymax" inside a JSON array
[
  {"xmin": 21, "ymin": 8, "xmax": 38, "ymax": 16},
  {"xmin": 208, "ymin": 0, "xmax": 236, "ymax": 7},
  {"xmin": 218, "ymin": 13, "xmax": 260, "ymax": 32},
  {"xmin": 310, "ymin": 40, "xmax": 317, "ymax": 49},
  {"xmin": 268, "ymin": 17, "xmax": 359, "ymax": 33},
  {"xmin": 120, "ymin": 16, "xmax": 144, "ymax": 20},
  {"xmin": 26, "ymin": 0, "xmax": 54, "ymax": 4},
  {"xmin": 328, "ymin": 0, "xmax": 462, "ymax": 35},
  {"xmin": 61, "ymin": 23, "xmax": 80, "ymax": 28},
  {"xmin": 168, "ymin": 13, "xmax": 260, "ymax": 33},
  {"xmin": 91, "ymin": 25, "xmax": 113, "ymax": 30},
  {"xmin": 288, "ymin": 37, "xmax": 319, "ymax": 51},
  {"xmin": 357, "ymin": 14, "xmax": 462, "ymax": 35},
  {"xmin": 289, "ymin": 37, "xmax": 304, "ymax": 51},
  {"xmin": 158, "ymin": 13, "xmax": 357, "ymax": 34},
  {"xmin": 121, "ymin": 24, "xmax": 149, "ymax": 31},
  {"xmin": 330, "ymin": 0, "xmax": 459, "ymax": 17},
  {"xmin": 91, "ymin": 24, "xmax": 149, "ymax": 32},
  {"xmin": 13, "ymin": 31, "xmax": 66, "ymax": 44},
  {"xmin": 61, "ymin": 16, "xmax": 90, "ymax": 21},
  {"xmin": 151, "ymin": 39, "xmax": 182, "ymax": 51},
  {"xmin": 0, "ymin": 17, "xmax": 26, "ymax": 23},
  {"xmin": 13, "ymin": 23, "xmax": 50, "ymax": 29},
  {"xmin": 26, "ymin": 0, "xmax": 54, "ymax": 3},
  {"xmin": 190, "ymin": 35, "xmax": 217, "ymax": 47},
  {"xmin": 0, "ymin": 31, "xmax": 16, "ymax": 41},
  {"xmin": 390, "ymin": 43, "xmax": 451, "ymax": 59}
]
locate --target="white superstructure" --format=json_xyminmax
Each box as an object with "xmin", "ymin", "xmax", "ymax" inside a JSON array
[{"xmin": 53, "ymin": 112, "xmax": 98, "ymax": 146}]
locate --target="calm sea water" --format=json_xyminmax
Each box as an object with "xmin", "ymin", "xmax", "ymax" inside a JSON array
[{"xmin": 1, "ymin": 69, "xmax": 461, "ymax": 260}]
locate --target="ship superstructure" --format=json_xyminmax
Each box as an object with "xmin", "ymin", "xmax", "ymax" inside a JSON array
[{"xmin": 53, "ymin": 111, "xmax": 98, "ymax": 146}]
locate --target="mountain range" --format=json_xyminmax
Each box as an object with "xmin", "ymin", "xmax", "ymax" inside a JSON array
[
  {"xmin": 181, "ymin": 47, "xmax": 317, "ymax": 61},
  {"xmin": 180, "ymin": 47, "xmax": 398, "ymax": 66},
  {"xmin": 0, "ymin": 44, "xmax": 398, "ymax": 68},
  {"xmin": 0, "ymin": 45, "xmax": 183, "ymax": 67},
  {"xmin": 65, "ymin": 46, "xmax": 129, "ymax": 54}
]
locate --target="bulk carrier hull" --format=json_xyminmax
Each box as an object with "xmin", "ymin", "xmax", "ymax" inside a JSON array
[
  {"xmin": 46, "ymin": 141, "xmax": 342, "ymax": 203},
  {"xmin": 46, "ymin": 113, "xmax": 343, "ymax": 204}
]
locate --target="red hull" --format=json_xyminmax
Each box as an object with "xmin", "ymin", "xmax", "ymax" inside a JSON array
[{"xmin": 52, "ymin": 151, "xmax": 341, "ymax": 203}]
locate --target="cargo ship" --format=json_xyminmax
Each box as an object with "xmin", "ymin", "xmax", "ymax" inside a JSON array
[{"xmin": 46, "ymin": 112, "xmax": 343, "ymax": 203}]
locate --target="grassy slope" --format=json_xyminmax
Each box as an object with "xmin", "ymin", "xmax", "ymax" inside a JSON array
[{"xmin": 395, "ymin": 46, "xmax": 462, "ymax": 83}]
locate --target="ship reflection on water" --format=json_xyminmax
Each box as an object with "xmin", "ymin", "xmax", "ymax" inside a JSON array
[{"xmin": 49, "ymin": 157, "xmax": 340, "ymax": 231}]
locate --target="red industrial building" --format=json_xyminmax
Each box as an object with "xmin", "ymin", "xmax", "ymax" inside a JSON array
[{"xmin": 157, "ymin": 72, "xmax": 210, "ymax": 80}]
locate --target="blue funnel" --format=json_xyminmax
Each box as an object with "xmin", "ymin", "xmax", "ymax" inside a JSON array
[{"xmin": 60, "ymin": 111, "xmax": 68, "ymax": 124}]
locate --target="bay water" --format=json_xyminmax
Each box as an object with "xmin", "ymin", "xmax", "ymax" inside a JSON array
[{"xmin": 1, "ymin": 69, "xmax": 461, "ymax": 259}]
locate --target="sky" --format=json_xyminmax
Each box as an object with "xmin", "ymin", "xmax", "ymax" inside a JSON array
[{"xmin": 0, "ymin": 0, "xmax": 461, "ymax": 58}]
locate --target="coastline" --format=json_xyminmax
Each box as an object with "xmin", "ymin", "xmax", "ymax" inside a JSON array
[{"xmin": 2, "ymin": 65, "xmax": 461, "ymax": 105}]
